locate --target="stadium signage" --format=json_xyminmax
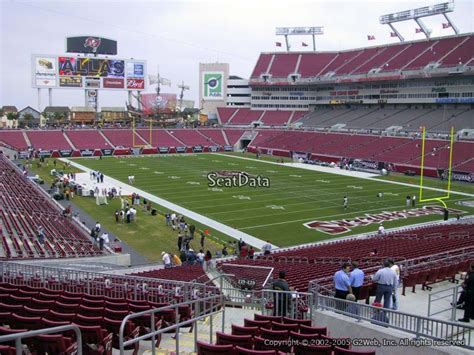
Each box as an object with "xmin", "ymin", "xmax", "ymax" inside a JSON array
[
  {"xmin": 176, "ymin": 147, "xmax": 187, "ymax": 153},
  {"xmin": 304, "ymin": 206, "xmax": 466, "ymax": 234},
  {"xmin": 101, "ymin": 149, "xmax": 114, "ymax": 156},
  {"xmin": 207, "ymin": 171, "xmax": 270, "ymax": 188},
  {"xmin": 80, "ymin": 149, "xmax": 94, "ymax": 157},
  {"xmin": 159, "ymin": 147, "xmax": 170, "ymax": 154},
  {"xmin": 59, "ymin": 150, "xmax": 72, "ymax": 157},
  {"xmin": 451, "ymin": 171, "xmax": 474, "ymax": 183},
  {"xmin": 224, "ymin": 145, "xmax": 234, "ymax": 152},
  {"xmin": 127, "ymin": 78, "xmax": 145, "ymax": 90},
  {"xmin": 38, "ymin": 151, "xmax": 51, "ymax": 158},
  {"xmin": 193, "ymin": 145, "xmax": 203, "ymax": 153},
  {"xmin": 208, "ymin": 146, "xmax": 219, "ymax": 152},
  {"xmin": 19, "ymin": 151, "xmax": 29, "ymax": 159}
]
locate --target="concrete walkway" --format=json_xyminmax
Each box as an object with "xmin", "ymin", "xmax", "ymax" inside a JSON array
[{"xmin": 60, "ymin": 158, "xmax": 275, "ymax": 250}]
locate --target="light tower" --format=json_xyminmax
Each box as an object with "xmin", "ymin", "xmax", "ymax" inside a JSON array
[
  {"xmin": 178, "ymin": 81, "xmax": 190, "ymax": 112},
  {"xmin": 379, "ymin": 1, "xmax": 459, "ymax": 42},
  {"xmin": 275, "ymin": 27, "xmax": 324, "ymax": 51}
]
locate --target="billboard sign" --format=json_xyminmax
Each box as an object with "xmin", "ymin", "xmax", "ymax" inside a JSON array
[
  {"xmin": 59, "ymin": 76, "xmax": 82, "ymax": 88},
  {"xmin": 32, "ymin": 55, "xmax": 146, "ymax": 90},
  {"xmin": 66, "ymin": 36, "xmax": 117, "ymax": 55},
  {"xmin": 34, "ymin": 57, "xmax": 57, "ymax": 87},
  {"xmin": 58, "ymin": 57, "xmax": 125, "ymax": 78},
  {"xmin": 127, "ymin": 78, "xmax": 145, "ymax": 90},
  {"xmin": 202, "ymin": 71, "xmax": 224, "ymax": 100},
  {"xmin": 126, "ymin": 62, "xmax": 145, "ymax": 78},
  {"xmin": 103, "ymin": 78, "xmax": 124, "ymax": 89}
]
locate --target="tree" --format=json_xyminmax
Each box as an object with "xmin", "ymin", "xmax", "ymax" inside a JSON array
[
  {"xmin": 23, "ymin": 113, "xmax": 34, "ymax": 127},
  {"xmin": 53, "ymin": 112, "xmax": 65, "ymax": 126},
  {"xmin": 6, "ymin": 112, "xmax": 18, "ymax": 121}
]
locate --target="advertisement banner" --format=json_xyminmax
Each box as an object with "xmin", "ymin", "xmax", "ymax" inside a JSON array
[
  {"xmin": 58, "ymin": 57, "xmax": 125, "ymax": 78},
  {"xmin": 202, "ymin": 71, "xmax": 224, "ymax": 100},
  {"xmin": 101, "ymin": 149, "xmax": 114, "ymax": 156},
  {"xmin": 126, "ymin": 62, "xmax": 145, "ymax": 78},
  {"xmin": 85, "ymin": 77, "xmax": 101, "ymax": 89},
  {"xmin": 224, "ymin": 145, "xmax": 234, "ymax": 152},
  {"xmin": 141, "ymin": 93, "xmax": 177, "ymax": 114},
  {"xmin": 208, "ymin": 146, "xmax": 219, "ymax": 152},
  {"xmin": 59, "ymin": 76, "xmax": 82, "ymax": 88},
  {"xmin": 438, "ymin": 169, "xmax": 474, "ymax": 183},
  {"xmin": 34, "ymin": 56, "xmax": 57, "ymax": 88},
  {"xmin": 193, "ymin": 145, "xmax": 203, "ymax": 153},
  {"xmin": 38, "ymin": 151, "xmax": 51, "ymax": 158},
  {"xmin": 176, "ymin": 147, "xmax": 187, "ymax": 153},
  {"xmin": 19, "ymin": 151, "xmax": 29, "ymax": 159},
  {"xmin": 103, "ymin": 78, "xmax": 124, "ymax": 89},
  {"xmin": 80, "ymin": 149, "xmax": 94, "ymax": 157},
  {"xmin": 126, "ymin": 78, "xmax": 145, "ymax": 90},
  {"xmin": 159, "ymin": 147, "xmax": 170, "ymax": 154},
  {"xmin": 59, "ymin": 150, "xmax": 72, "ymax": 157},
  {"xmin": 353, "ymin": 159, "xmax": 379, "ymax": 170}
]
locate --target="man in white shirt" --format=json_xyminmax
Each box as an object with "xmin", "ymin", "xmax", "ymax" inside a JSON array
[
  {"xmin": 162, "ymin": 252, "xmax": 171, "ymax": 268},
  {"xmin": 196, "ymin": 250, "xmax": 205, "ymax": 265},
  {"xmin": 388, "ymin": 259, "xmax": 400, "ymax": 310},
  {"xmin": 262, "ymin": 241, "xmax": 272, "ymax": 255},
  {"xmin": 372, "ymin": 259, "xmax": 398, "ymax": 309},
  {"xmin": 171, "ymin": 213, "xmax": 177, "ymax": 230}
]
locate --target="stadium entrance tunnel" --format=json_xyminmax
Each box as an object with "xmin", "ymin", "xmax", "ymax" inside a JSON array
[{"xmin": 239, "ymin": 139, "xmax": 252, "ymax": 150}]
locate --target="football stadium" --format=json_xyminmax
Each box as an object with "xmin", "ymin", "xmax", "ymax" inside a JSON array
[{"xmin": 0, "ymin": 0, "xmax": 473, "ymax": 354}]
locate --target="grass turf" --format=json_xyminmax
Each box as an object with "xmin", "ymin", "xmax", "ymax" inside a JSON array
[
  {"xmin": 68, "ymin": 153, "xmax": 474, "ymax": 247},
  {"xmin": 26, "ymin": 158, "xmax": 229, "ymax": 262}
]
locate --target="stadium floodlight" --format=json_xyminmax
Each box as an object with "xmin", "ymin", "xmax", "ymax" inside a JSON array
[
  {"xmin": 275, "ymin": 26, "xmax": 324, "ymax": 51},
  {"xmin": 379, "ymin": 2, "xmax": 458, "ymax": 42}
]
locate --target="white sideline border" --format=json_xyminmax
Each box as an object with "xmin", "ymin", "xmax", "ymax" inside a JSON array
[{"xmin": 60, "ymin": 158, "xmax": 275, "ymax": 250}]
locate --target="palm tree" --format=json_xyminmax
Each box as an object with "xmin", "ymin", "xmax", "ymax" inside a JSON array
[{"xmin": 23, "ymin": 113, "xmax": 34, "ymax": 127}]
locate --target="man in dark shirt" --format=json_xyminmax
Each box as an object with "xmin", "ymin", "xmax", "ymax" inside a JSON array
[
  {"xmin": 459, "ymin": 263, "xmax": 474, "ymax": 323},
  {"xmin": 272, "ymin": 271, "xmax": 290, "ymax": 317}
]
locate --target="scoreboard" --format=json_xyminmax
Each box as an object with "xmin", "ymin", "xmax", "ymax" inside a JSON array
[{"xmin": 32, "ymin": 54, "xmax": 146, "ymax": 90}]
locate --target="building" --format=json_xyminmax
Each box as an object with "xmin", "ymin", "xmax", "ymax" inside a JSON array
[
  {"xmin": 101, "ymin": 107, "xmax": 128, "ymax": 123},
  {"xmin": 18, "ymin": 106, "xmax": 41, "ymax": 127},
  {"xmin": 199, "ymin": 62, "xmax": 229, "ymax": 120},
  {"xmin": 0, "ymin": 106, "xmax": 19, "ymax": 128},
  {"xmin": 42, "ymin": 106, "xmax": 71, "ymax": 126},
  {"xmin": 226, "ymin": 76, "xmax": 251, "ymax": 107}
]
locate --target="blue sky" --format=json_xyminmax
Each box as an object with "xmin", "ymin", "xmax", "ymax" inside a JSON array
[{"xmin": 1, "ymin": 0, "xmax": 472, "ymax": 110}]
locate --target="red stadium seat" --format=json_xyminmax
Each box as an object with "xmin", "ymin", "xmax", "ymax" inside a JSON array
[
  {"xmin": 216, "ymin": 331, "xmax": 253, "ymax": 349},
  {"xmin": 197, "ymin": 341, "xmax": 234, "ymax": 355},
  {"xmin": 231, "ymin": 324, "xmax": 260, "ymax": 337}
]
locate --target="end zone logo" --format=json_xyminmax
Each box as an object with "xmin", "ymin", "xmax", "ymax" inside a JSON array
[{"xmin": 304, "ymin": 206, "xmax": 466, "ymax": 234}]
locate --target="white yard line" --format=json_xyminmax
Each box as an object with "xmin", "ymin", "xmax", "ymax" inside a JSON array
[
  {"xmin": 214, "ymin": 153, "xmax": 474, "ymax": 198},
  {"xmin": 61, "ymin": 158, "xmax": 275, "ymax": 249}
]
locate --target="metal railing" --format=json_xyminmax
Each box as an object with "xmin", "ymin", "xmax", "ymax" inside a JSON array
[
  {"xmin": 0, "ymin": 261, "xmax": 220, "ymax": 303},
  {"xmin": 0, "ymin": 325, "xmax": 83, "ymax": 355},
  {"xmin": 428, "ymin": 284, "xmax": 464, "ymax": 320},
  {"xmin": 315, "ymin": 293, "xmax": 474, "ymax": 350},
  {"xmin": 119, "ymin": 295, "xmax": 223, "ymax": 355}
]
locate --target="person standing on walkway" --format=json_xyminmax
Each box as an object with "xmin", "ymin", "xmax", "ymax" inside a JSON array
[
  {"xmin": 350, "ymin": 261, "xmax": 365, "ymax": 301},
  {"xmin": 459, "ymin": 262, "xmax": 474, "ymax": 323},
  {"xmin": 334, "ymin": 263, "xmax": 353, "ymax": 304},
  {"xmin": 372, "ymin": 259, "xmax": 398, "ymax": 309}
]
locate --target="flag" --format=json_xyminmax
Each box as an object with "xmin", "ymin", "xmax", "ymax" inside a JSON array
[
  {"xmin": 275, "ymin": 42, "xmax": 282, "ymax": 47},
  {"xmin": 148, "ymin": 75, "xmax": 171, "ymax": 86},
  {"xmin": 415, "ymin": 28, "xmax": 423, "ymax": 33},
  {"xmin": 159, "ymin": 78, "xmax": 171, "ymax": 87},
  {"xmin": 367, "ymin": 35, "xmax": 375, "ymax": 41},
  {"xmin": 390, "ymin": 32, "xmax": 397, "ymax": 37},
  {"xmin": 442, "ymin": 23, "xmax": 451, "ymax": 29},
  {"xmin": 302, "ymin": 42, "xmax": 308, "ymax": 47},
  {"xmin": 204, "ymin": 229, "xmax": 210, "ymax": 235}
]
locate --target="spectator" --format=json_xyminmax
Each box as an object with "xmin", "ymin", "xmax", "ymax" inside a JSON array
[
  {"xmin": 162, "ymin": 252, "xmax": 171, "ymax": 269},
  {"xmin": 177, "ymin": 234, "xmax": 184, "ymax": 251},
  {"xmin": 200, "ymin": 231, "xmax": 205, "ymax": 248},
  {"xmin": 378, "ymin": 223, "xmax": 385, "ymax": 235},
  {"xmin": 272, "ymin": 271, "xmax": 290, "ymax": 317},
  {"xmin": 369, "ymin": 248, "xmax": 378, "ymax": 256},
  {"xmin": 458, "ymin": 262, "xmax": 474, "ymax": 323},
  {"xmin": 114, "ymin": 210, "xmax": 119, "ymax": 223},
  {"xmin": 196, "ymin": 249, "xmax": 205, "ymax": 265},
  {"xmin": 172, "ymin": 254, "xmax": 182, "ymax": 267},
  {"xmin": 189, "ymin": 224, "xmax": 196, "ymax": 238},
  {"xmin": 262, "ymin": 241, "xmax": 272, "ymax": 255},
  {"xmin": 248, "ymin": 246, "xmax": 255, "ymax": 260},
  {"xmin": 205, "ymin": 250, "xmax": 212, "ymax": 270},
  {"xmin": 186, "ymin": 249, "xmax": 196, "ymax": 265},
  {"xmin": 37, "ymin": 226, "xmax": 45, "ymax": 244},
  {"xmin": 334, "ymin": 263, "xmax": 353, "ymax": 304},
  {"xmin": 350, "ymin": 261, "xmax": 364, "ymax": 301},
  {"xmin": 238, "ymin": 238, "xmax": 244, "ymax": 253},
  {"xmin": 222, "ymin": 246, "xmax": 228, "ymax": 257},
  {"xmin": 240, "ymin": 243, "xmax": 248, "ymax": 258},
  {"xmin": 372, "ymin": 259, "xmax": 398, "ymax": 309},
  {"xmin": 126, "ymin": 209, "xmax": 131, "ymax": 223},
  {"xmin": 95, "ymin": 221, "xmax": 101, "ymax": 234},
  {"xmin": 388, "ymin": 259, "xmax": 400, "ymax": 310},
  {"xmin": 120, "ymin": 209, "xmax": 125, "ymax": 224},
  {"xmin": 165, "ymin": 213, "xmax": 171, "ymax": 226},
  {"xmin": 171, "ymin": 212, "xmax": 177, "ymax": 230},
  {"xmin": 412, "ymin": 194, "xmax": 416, "ymax": 207}
]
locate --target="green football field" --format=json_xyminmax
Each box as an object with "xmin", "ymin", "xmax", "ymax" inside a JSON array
[{"xmin": 70, "ymin": 153, "xmax": 474, "ymax": 247}]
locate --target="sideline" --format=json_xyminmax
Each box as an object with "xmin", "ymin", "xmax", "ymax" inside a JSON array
[
  {"xmin": 60, "ymin": 158, "xmax": 275, "ymax": 249},
  {"xmin": 214, "ymin": 153, "xmax": 474, "ymax": 198}
]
